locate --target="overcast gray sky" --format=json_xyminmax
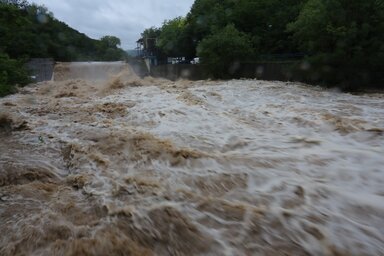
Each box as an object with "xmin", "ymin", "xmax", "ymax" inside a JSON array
[{"xmin": 31, "ymin": 0, "xmax": 195, "ymax": 50}]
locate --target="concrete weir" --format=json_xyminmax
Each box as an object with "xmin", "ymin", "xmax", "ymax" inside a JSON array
[{"xmin": 52, "ymin": 61, "xmax": 128, "ymax": 81}]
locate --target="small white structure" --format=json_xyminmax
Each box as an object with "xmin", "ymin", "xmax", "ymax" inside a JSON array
[{"xmin": 190, "ymin": 57, "xmax": 200, "ymax": 64}]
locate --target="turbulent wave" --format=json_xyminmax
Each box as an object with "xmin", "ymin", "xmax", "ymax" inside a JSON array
[{"xmin": 0, "ymin": 63, "xmax": 383, "ymax": 255}]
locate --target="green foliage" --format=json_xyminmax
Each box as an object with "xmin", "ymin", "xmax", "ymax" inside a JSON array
[
  {"xmin": 140, "ymin": 27, "xmax": 161, "ymax": 51},
  {"xmin": 0, "ymin": 1, "xmax": 126, "ymax": 62},
  {"xmin": 100, "ymin": 36, "xmax": 121, "ymax": 48},
  {"xmin": 157, "ymin": 17, "xmax": 186, "ymax": 56},
  {"xmin": 138, "ymin": 0, "xmax": 383, "ymax": 90},
  {"xmin": 140, "ymin": 0, "xmax": 305, "ymax": 65},
  {"xmin": 232, "ymin": 0, "xmax": 305, "ymax": 54},
  {"xmin": 141, "ymin": 27, "xmax": 161, "ymax": 40},
  {"xmin": 0, "ymin": 1, "xmax": 127, "ymax": 97},
  {"xmin": 288, "ymin": 0, "xmax": 384, "ymax": 89},
  {"xmin": 183, "ymin": 0, "xmax": 235, "ymax": 57},
  {"xmin": 197, "ymin": 24, "xmax": 253, "ymax": 78},
  {"xmin": 0, "ymin": 52, "xmax": 30, "ymax": 97},
  {"xmin": 182, "ymin": 0, "xmax": 305, "ymax": 57},
  {"xmin": 97, "ymin": 36, "xmax": 126, "ymax": 61},
  {"xmin": 0, "ymin": 0, "xmax": 28, "ymax": 9}
]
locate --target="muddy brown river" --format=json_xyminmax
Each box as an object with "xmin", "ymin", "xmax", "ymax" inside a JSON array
[{"xmin": 0, "ymin": 62, "xmax": 383, "ymax": 255}]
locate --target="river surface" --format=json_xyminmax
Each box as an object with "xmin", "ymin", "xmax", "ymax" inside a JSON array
[{"xmin": 0, "ymin": 63, "xmax": 383, "ymax": 255}]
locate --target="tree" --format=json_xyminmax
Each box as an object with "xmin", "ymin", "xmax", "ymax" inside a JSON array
[
  {"xmin": 0, "ymin": 0, "xmax": 28, "ymax": 8},
  {"xmin": 183, "ymin": 0, "xmax": 234, "ymax": 56},
  {"xmin": 157, "ymin": 17, "xmax": 186, "ymax": 56},
  {"xmin": 97, "ymin": 36, "xmax": 126, "ymax": 61},
  {"xmin": 231, "ymin": 0, "xmax": 306, "ymax": 54},
  {"xmin": 100, "ymin": 35, "xmax": 121, "ymax": 48},
  {"xmin": 0, "ymin": 0, "xmax": 129, "ymax": 97},
  {"xmin": 0, "ymin": 52, "xmax": 30, "ymax": 96},
  {"xmin": 288, "ymin": 0, "xmax": 384, "ymax": 89},
  {"xmin": 139, "ymin": 27, "xmax": 161, "ymax": 51},
  {"xmin": 136, "ymin": 0, "xmax": 383, "ymax": 89},
  {"xmin": 197, "ymin": 24, "xmax": 253, "ymax": 78}
]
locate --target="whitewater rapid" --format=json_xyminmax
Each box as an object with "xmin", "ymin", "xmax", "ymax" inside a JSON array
[{"xmin": 0, "ymin": 63, "xmax": 383, "ymax": 255}]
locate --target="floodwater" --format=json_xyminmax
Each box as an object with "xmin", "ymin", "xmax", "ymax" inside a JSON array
[{"xmin": 0, "ymin": 62, "xmax": 383, "ymax": 255}]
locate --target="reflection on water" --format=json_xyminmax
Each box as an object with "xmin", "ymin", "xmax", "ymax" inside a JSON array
[{"xmin": 0, "ymin": 63, "xmax": 383, "ymax": 255}]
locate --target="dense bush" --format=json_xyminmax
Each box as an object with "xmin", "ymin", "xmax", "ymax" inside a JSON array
[
  {"xmin": 197, "ymin": 24, "xmax": 253, "ymax": 78},
  {"xmin": 288, "ymin": 0, "xmax": 384, "ymax": 90},
  {"xmin": 141, "ymin": 0, "xmax": 383, "ymax": 90},
  {"xmin": 0, "ymin": 52, "xmax": 30, "ymax": 97}
]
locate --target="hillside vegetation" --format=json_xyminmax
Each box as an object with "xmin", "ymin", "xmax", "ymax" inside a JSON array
[
  {"xmin": 142, "ymin": 0, "xmax": 384, "ymax": 90},
  {"xmin": 0, "ymin": 0, "xmax": 126, "ymax": 96}
]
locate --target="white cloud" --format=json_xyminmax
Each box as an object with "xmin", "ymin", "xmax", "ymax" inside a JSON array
[{"xmin": 31, "ymin": 0, "xmax": 195, "ymax": 49}]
